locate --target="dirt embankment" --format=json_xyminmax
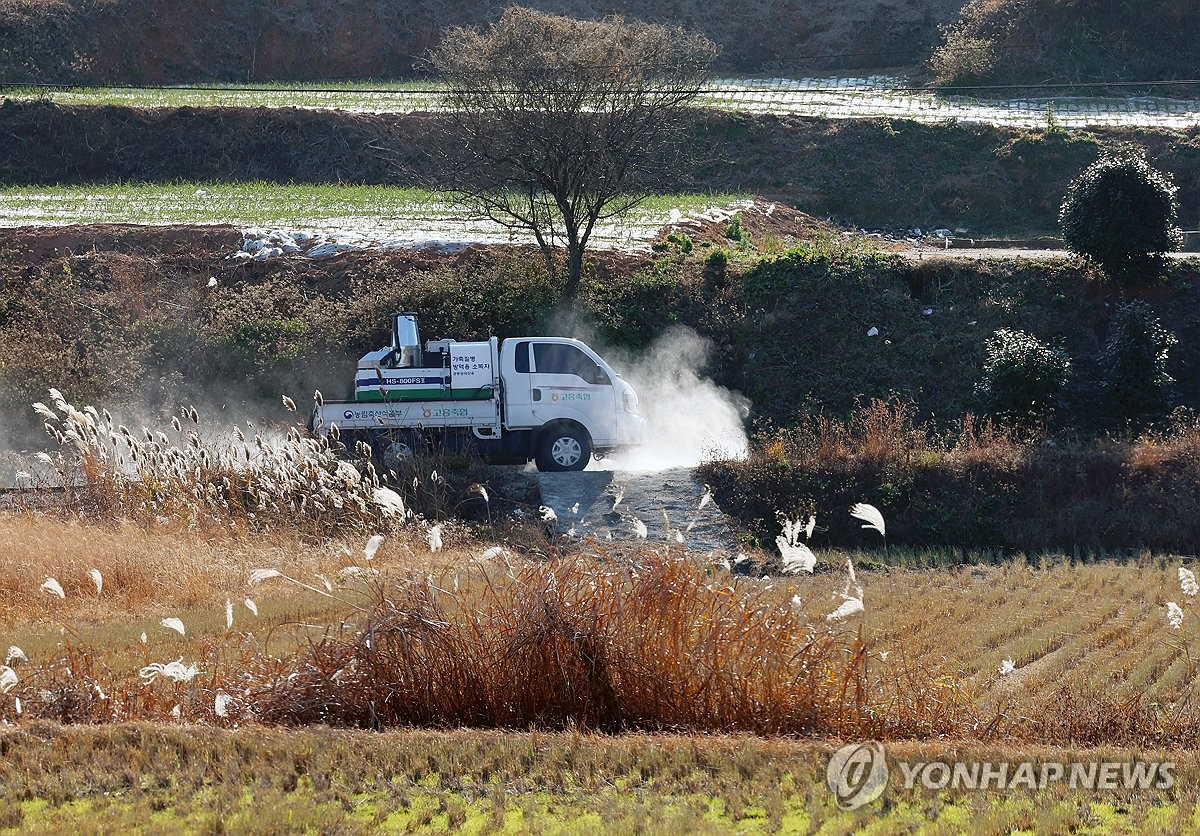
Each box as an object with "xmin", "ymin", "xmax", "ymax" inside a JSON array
[
  {"xmin": 3, "ymin": 101, "xmax": 1198, "ymax": 236},
  {"xmin": 0, "ymin": 0, "xmax": 968, "ymax": 85}
]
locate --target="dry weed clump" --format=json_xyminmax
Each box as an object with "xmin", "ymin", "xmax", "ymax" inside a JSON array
[
  {"xmin": 249, "ymin": 551, "xmax": 975, "ymax": 738},
  {"xmin": 1125, "ymin": 411, "xmax": 1200, "ymax": 477},
  {"xmin": 26, "ymin": 388, "xmax": 404, "ymax": 537},
  {"xmin": 0, "ymin": 501, "xmax": 963, "ymax": 736}
]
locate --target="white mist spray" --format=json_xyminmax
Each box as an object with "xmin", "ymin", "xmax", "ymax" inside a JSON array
[{"xmin": 599, "ymin": 326, "xmax": 750, "ymax": 471}]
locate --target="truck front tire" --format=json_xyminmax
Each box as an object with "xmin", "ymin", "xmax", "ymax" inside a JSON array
[{"xmin": 535, "ymin": 424, "xmax": 591, "ymax": 472}]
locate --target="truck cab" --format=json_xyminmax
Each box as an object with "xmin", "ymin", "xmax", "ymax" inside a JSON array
[{"xmin": 498, "ymin": 337, "xmax": 644, "ymax": 470}]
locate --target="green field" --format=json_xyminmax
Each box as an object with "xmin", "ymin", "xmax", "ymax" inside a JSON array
[
  {"xmin": 0, "ymin": 80, "xmax": 441, "ymax": 111},
  {"xmin": 0, "ymin": 182, "xmax": 749, "ymax": 248}
]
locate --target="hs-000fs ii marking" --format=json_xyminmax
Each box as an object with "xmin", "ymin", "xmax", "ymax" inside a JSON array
[{"xmin": 311, "ymin": 313, "xmax": 645, "ymax": 471}]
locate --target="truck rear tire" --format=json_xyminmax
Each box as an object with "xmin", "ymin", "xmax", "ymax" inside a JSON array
[
  {"xmin": 535, "ymin": 425, "xmax": 591, "ymax": 472},
  {"xmin": 370, "ymin": 430, "xmax": 420, "ymax": 474}
]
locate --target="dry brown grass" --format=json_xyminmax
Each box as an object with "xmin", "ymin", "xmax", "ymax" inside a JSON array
[
  {"xmin": 248, "ymin": 549, "xmax": 955, "ymax": 737},
  {"xmin": 4, "ymin": 513, "xmax": 1200, "ymax": 747},
  {"xmin": 703, "ymin": 398, "xmax": 1200, "ymax": 554},
  {"xmin": 30, "ymin": 390, "xmax": 400, "ymax": 538},
  {"xmin": 0, "ymin": 513, "xmax": 390, "ymax": 623},
  {"xmin": 0, "ymin": 515, "xmax": 514, "ymax": 725},
  {"xmin": 0, "ymin": 515, "xmax": 966, "ymax": 736},
  {"xmin": 0, "ymin": 514, "xmax": 489, "ymax": 682},
  {"xmin": 0, "ymin": 514, "xmax": 303, "ymax": 620},
  {"xmin": 786, "ymin": 555, "xmax": 1200, "ymax": 745}
]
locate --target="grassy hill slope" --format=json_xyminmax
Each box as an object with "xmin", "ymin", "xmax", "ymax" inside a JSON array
[
  {"xmin": 932, "ymin": 0, "xmax": 1200, "ymax": 91},
  {"xmin": 0, "ymin": 0, "xmax": 967, "ymax": 85}
]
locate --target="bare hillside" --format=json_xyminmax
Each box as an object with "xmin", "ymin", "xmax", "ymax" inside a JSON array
[
  {"xmin": 0, "ymin": 0, "xmax": 968, "ymax": 84},
  {"xmin": 932, "ymin": 0, "xmax": 1200, "ymax": 91}
]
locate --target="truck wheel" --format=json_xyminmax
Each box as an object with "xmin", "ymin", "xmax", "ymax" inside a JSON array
[
  {"xmin": 536, "ymin": 425, "xmax": 591, "ymax": 472},
  {"xmin": 371, "ymin": 431, "xmax": 418, "ymax": 474},
  {"xmin": 381, "ymin": 439, "xmax": 414, "ymax": 472}
]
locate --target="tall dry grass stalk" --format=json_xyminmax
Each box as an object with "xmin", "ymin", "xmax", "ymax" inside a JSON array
[
  {"xmin": 765, "ymin": 398, "xmax": 1026, "ymax": 473},
  {"xmin": 28, "ymin": 390, "xmax": 401, "ymax": 536}
]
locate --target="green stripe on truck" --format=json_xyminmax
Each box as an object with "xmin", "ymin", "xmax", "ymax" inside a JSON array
[{"xmin": 354, "ymin": 388, "xmax": 494, "ymax": 403}]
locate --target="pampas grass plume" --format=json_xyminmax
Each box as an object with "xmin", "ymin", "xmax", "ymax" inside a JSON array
[
  {"xmin": 1167, "ymin": 602, "xmax": 1185, "ymax": 630},
  {"xmin": 248, "ymin": 569, "xmax": 283, "ymax": 586},
  {"xmin": 160, "ymin": 617, "xmax": 186, "ymax": 637},
  {"xmin": 1181, "ymin": 567, "xmax": 1199, "ymax": 598},
  {"xmin": 850, "ymin": 503, "xmax": 886, "ymax": 537},
  {"xmin": 776, "ymin": 518, "xmax": 816, "ymax": 574}
]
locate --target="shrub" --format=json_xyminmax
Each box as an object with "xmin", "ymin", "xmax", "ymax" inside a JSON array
[
  {"xmin": 975, "ymin": 328, "xmax": 1071, "ymax": 422},
  {"xmin": 704, "ymin": 246, "xmax": 729, "ymax": 273},
  {"xmin": 929, "ymin": 30, "xmax": 997, "ymax": 84},
  {"xmin": 724, "ymin": 215, "xmax": 748, "ymax": 246},
  {"xmin": 1098, "ymin": 301, "xmax": 1177, "ymax": 426},
  {"xmin": 700, "ymin": 400, "xmax": 1200, "ymax": 554},
  {"xmin": 665, "ymin": 232, "xmax": 694, "ymax": 254},
  {"xmin": 1059, "ymin": 150, "xmax": 1183, "ymax": 285}
]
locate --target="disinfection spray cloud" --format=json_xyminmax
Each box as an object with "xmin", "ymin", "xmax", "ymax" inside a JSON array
[{"xmin": 601, "ymin": 326, "xmax": 750, "ymax": 471}]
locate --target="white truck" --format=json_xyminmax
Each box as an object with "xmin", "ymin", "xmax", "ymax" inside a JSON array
[{"xmin": 310, "ymin": 313, "xmax": 645, "ymax": 471}]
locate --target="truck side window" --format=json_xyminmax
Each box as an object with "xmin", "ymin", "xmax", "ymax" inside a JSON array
[
  {"xmin": 533, "ymin": 344, "xmax": 609, "ymax": 384},
  {"xmin": 514, "ymin": 341, "xmax": 531, "ymax": 374}
]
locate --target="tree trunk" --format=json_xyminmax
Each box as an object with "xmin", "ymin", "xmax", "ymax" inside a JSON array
[{"xmin": 563, "ymin": 243, "xmax": 584, "ymax": 300}]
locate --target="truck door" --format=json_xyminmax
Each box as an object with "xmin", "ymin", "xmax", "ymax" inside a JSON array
[
  {"xmin": 530, "ymin": 342, "xmax": 619, "ymax": 445},
  {"xmin": 501, "ymin": 340, "xmax": 537, "ymax": 428}
]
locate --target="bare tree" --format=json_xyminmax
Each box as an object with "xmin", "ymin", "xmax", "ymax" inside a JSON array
[{"xmin": 429, "ymin": 7, "xmax": 717, "ymax": 299}]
